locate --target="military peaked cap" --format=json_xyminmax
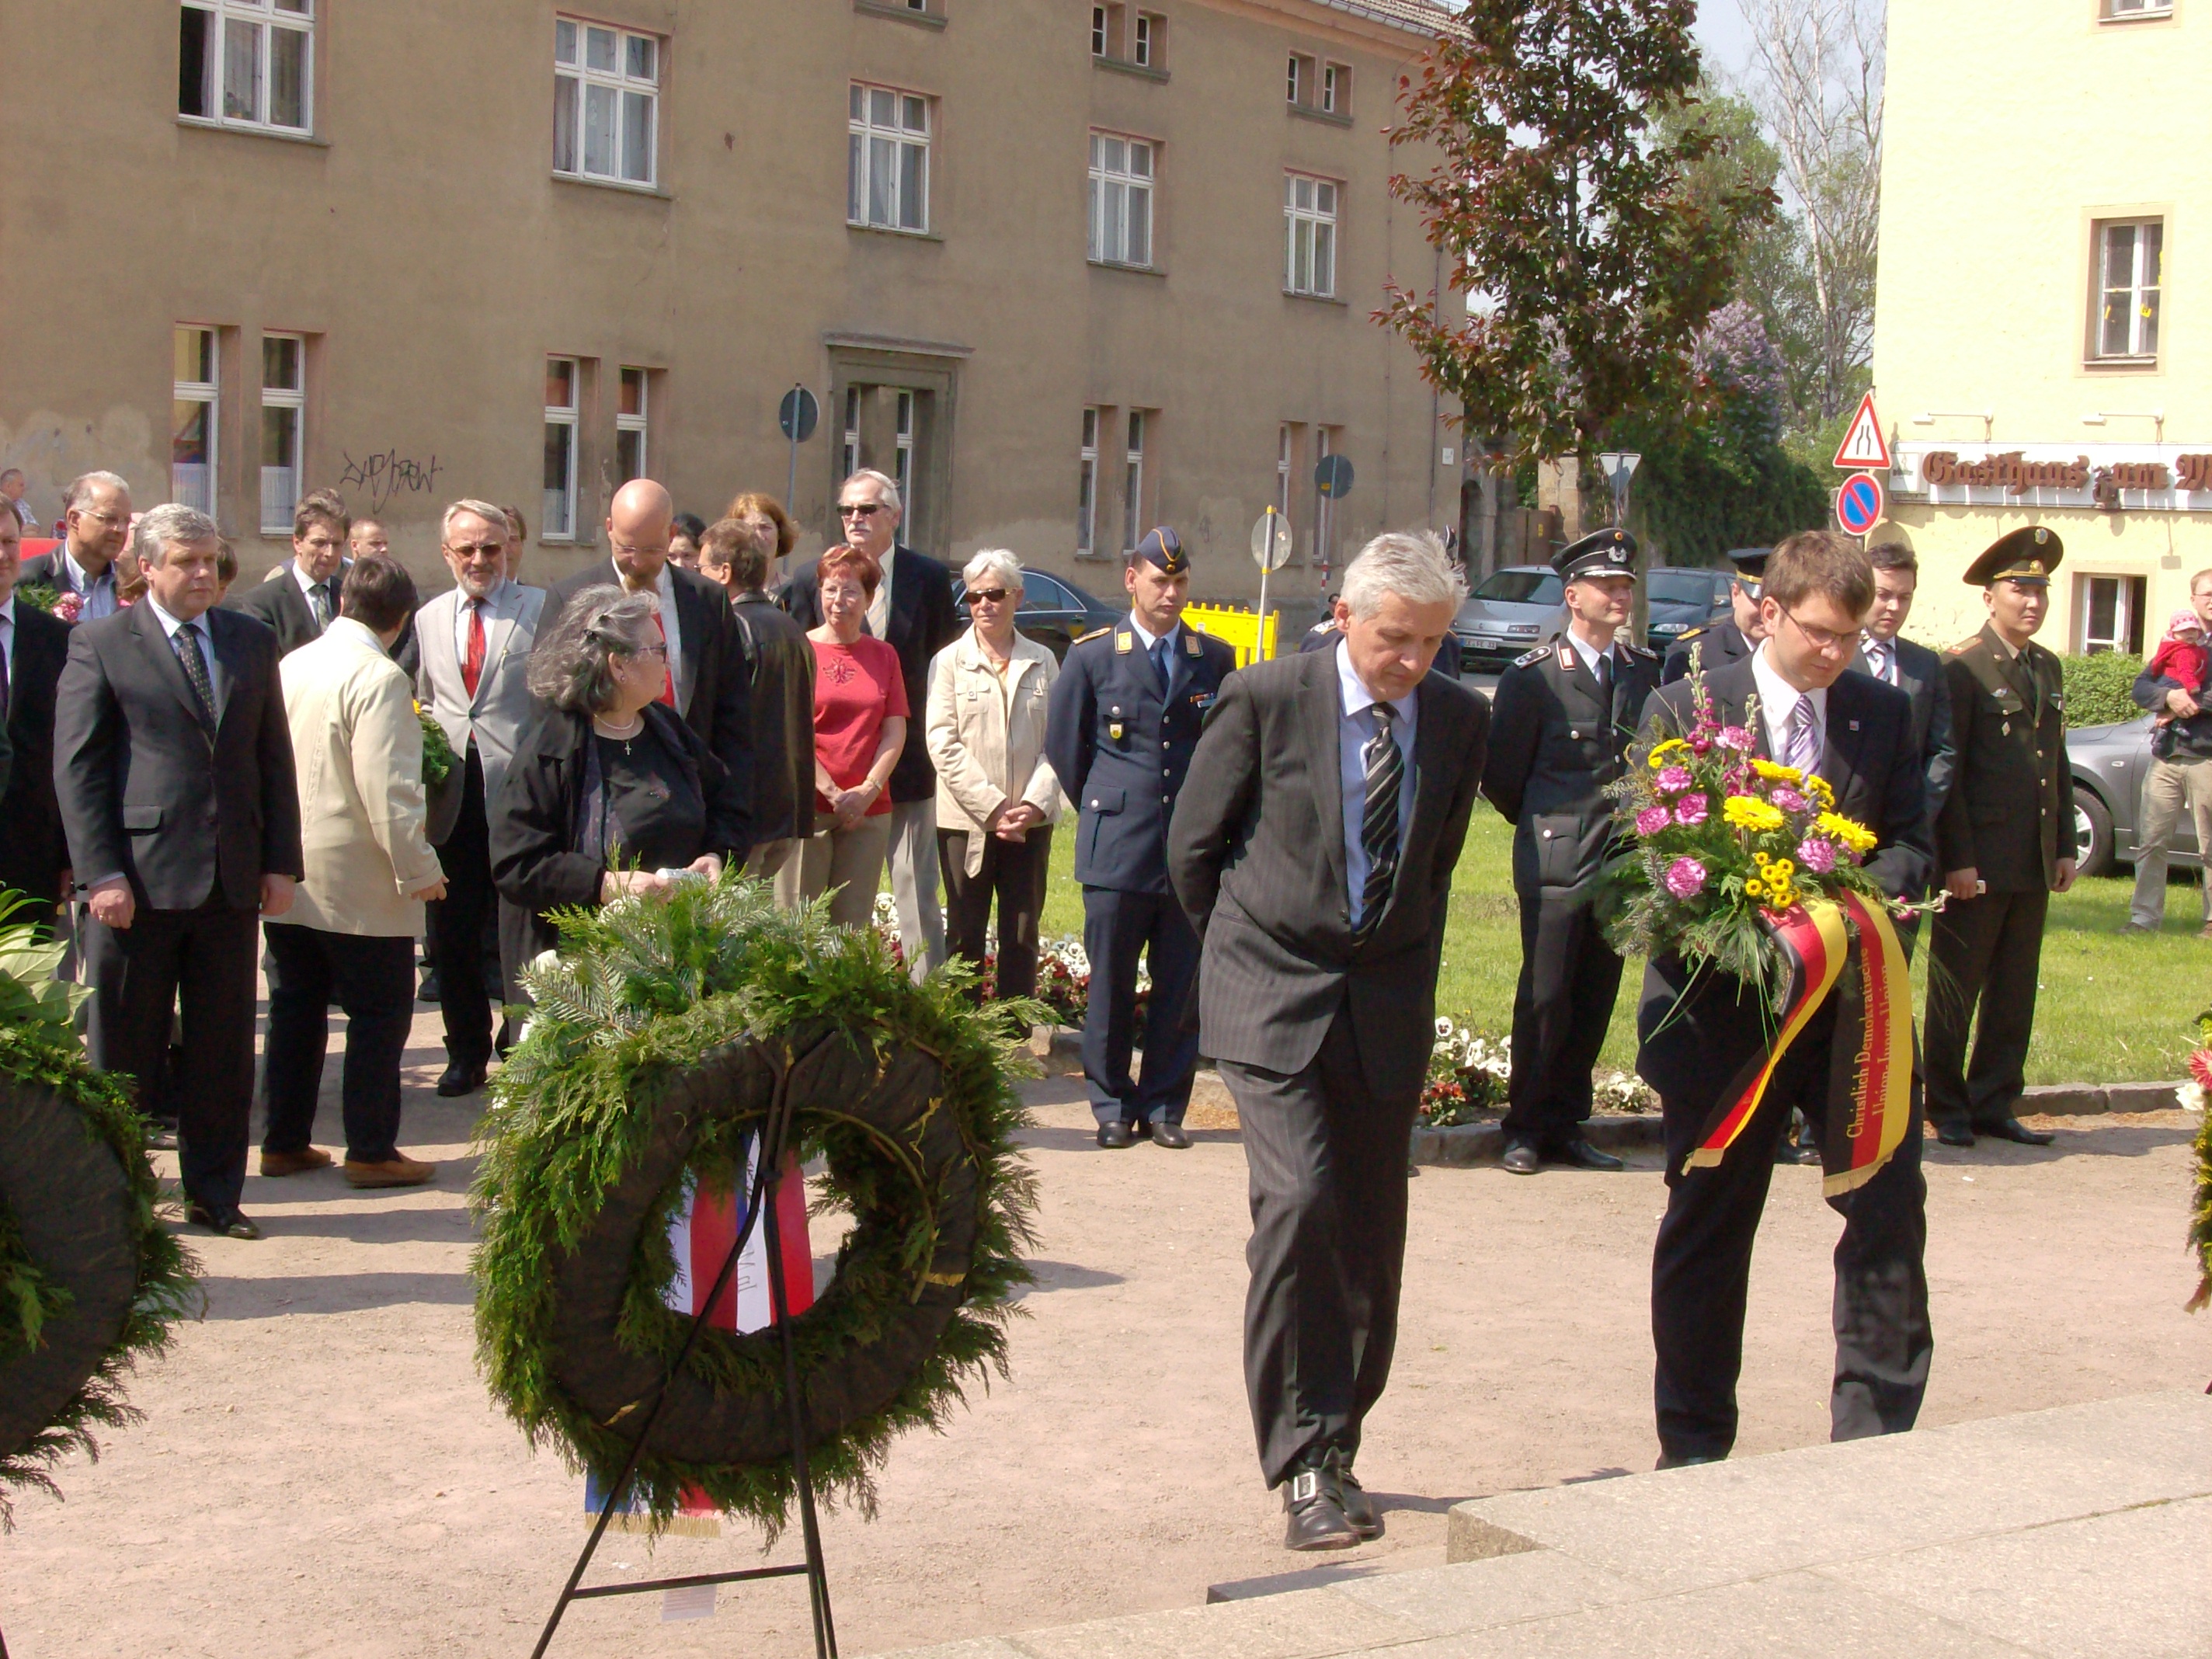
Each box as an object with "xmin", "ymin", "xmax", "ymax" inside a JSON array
[
  {"xmin": 1963, "ymin": 525, "xmax": 2062, "ymax": 588},
  {"xmin": 1553, "ymin": 527, "xmax": 1638, "ymax": 581}
]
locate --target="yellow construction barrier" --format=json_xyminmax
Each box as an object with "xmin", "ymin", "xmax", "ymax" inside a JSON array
[{"xmin": 1182, "ymin": 602, "xmax": 1280, "ymax": 666}]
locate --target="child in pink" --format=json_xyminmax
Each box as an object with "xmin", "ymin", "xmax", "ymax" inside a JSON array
[{"xmin": 2148, "ymin": 610, "xmax": 2208, "ymax": 715}]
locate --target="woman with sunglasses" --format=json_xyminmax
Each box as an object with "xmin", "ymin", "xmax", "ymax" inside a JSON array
[
  {"xmin": 926, "ymin": 550, "xmax": 1064, "ymax": 1000},
  {"xmin": 800, "ymin": 546, "xmax": 909, "ymax": 928}
]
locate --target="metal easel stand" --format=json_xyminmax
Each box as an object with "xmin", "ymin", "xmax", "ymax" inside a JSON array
[{"xmin": 530, "ymin": 1066, "xmax": 837, "ymax": 1658}]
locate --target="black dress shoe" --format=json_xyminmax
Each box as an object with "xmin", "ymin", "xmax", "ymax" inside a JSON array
[
  {"xmin": 1975, "ymin": 1115, "xmax": 2054, "ymax": 1146},
  {"xmin": 187, "ymin": 1202, "xmax": 263, "ymax": 1240},
  {"xmin": 1546, "ymin": 1137, "xmax": 1625, "ymax": 1171},
  {"xmin": 1149, "ymin": 1121, "xmax": 1192, "ymax": 1149},
  {"xmin": 1932, "ymin": 1122, "xmax": 1976, "ymax": 1147},
  {"xmin": 1774, "ymin": 1138, "xmax": 1821, "ymax": 1165},
  {"xmin": 145, "ymin": 1119, "xmax": 179, "ymax": 1152},
  {"xmin": 418, "ymin": 969, "xmax": 443, "ymax": 1003},
  {"xmin": 1282, "ymin": 1467, "xmax": 1361, "ymax": 1551},
  {"xmin": 436, "ymin": 1061, "xmax": 489, "ymax": 1097},
  {"xmin": 1097, "ymin": 1120, "xmax": 1138, "ymax": 1149},
  {"xmin": 1654, "ymin": 1451, "xmax": 1723, "ymax": 1471},
  {"xmin": 1328, "ymin": 1456, "xmax": 1382, "ymax": 1539},
  {"xmin": 1501, "ymin": 1142, "xmax": 1541, "ymax": 1174}
]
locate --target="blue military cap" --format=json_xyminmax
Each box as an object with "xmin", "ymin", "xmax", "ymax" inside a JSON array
[
  {"xmin": 1724, "ymin": 547, "xmax": 1771, "ymax": 590},
  {"xmin": 1130, "ymin": 526, "xmax": 1190, "ymax": 576},
  {"xmin": 1553, "ymin": 527, "xmax": 1637, "ymax": 582}
]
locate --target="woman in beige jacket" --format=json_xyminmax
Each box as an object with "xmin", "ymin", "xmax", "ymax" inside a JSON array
[
  {"xmin": 927, "ymin": 549, "xmax": 1066, "ymax": 1000},
  {"xmin": 259, "ymin": 557, "xmax": 448, "ymax": 1190}
]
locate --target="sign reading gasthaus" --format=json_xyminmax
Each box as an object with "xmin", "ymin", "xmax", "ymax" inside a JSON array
[{"xmin": 1896, "ymin": 445, "xmax": 2212, "ymax": 514}]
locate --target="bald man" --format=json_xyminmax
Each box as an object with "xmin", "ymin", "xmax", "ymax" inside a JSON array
[{"xmin": 535, "ymin": 479, "xmax": 754, "ymax": 851}]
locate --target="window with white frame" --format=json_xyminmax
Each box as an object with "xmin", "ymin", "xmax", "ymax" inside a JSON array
[
  {"xmin": 2102, "ymin": 0, "xmax": 2172, "ymax": 18},
  {"xmin": 616, "ymin": 367, "xmax": 649, "ymax": 483},
  {"xmin": 554, "ymin": 18, "xmax": 659, "ymax": 188},
  {"xmin": 1123, "ymin": 411, "xmax": 1146, "ymax": 550},
  {"xmin": 1277, "ymin": 424, "xmax": 1296, "ymax": 520},
  {"xmin": 1285, "ymin": 173, "xmax": 1338, "ymax": 297},
  {"xmin": 1078, "ymin": 408, "xmax": 1101, "ymax": 555},
  {"xmin": 1315, "ymin": 426, "xmax": 1337, "ymax": 565},
  {"xmin": 848, "ymin": 85, "xmax": 930, "ymax": 233},
  {"xmin": 544, "ymin": 356, "xmax": 580, "ymax": 539},
  {"xmin": 1322, "ymin": 62, "xmax": 1347, "ymax": 114},
  {"xmin": 2076, "ymin": 572, "xmax": 2147, "ymax": 654},
  {"xmin": 179, "ymin": 1, "xmax": 313, "ymax": 133},
  {"xmin": 259, "ymin": 334, "xmax": 304, "ymax": 533},
  {"xmin": 2094, "ymin": 219, "xmax": 2162, "ymax": 360},
  {"xmin": 173, "ymin": 326, "xmax": 220, "ymax": 517},
  {"xmin": 1091, "ymin": 4, "xmax": 1111, "ymax": 54},
  {"xmin": 1088, "ymin": 133, "xmax": 1154, "ymax": 267},
  {"xmin": 1287, "ymin": 53, "xmax": 1308, "ymax": 103},
  {"xmin": 841, "ymin": 386, "xmax": 862, "ymax": 481},
  {"xmin": 894, "ymin": 391, "xmax": 919, "ymax": 526},
  {"xmin": 1134, "ymin": 12, "xmax": 1163, "ymax": 67}
]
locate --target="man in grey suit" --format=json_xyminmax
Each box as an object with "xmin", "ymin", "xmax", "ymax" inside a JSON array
[
  {"xmin": 228, "ymin": 486, "xmax": 352, "ymax": 655},
  {"xmin": 414, "ymin": 499, "xmax": 546, "ymax": 1095},
  {"xmin": 1170, "ymin": 530, "xmax": 1489, "ymax": 1552}
]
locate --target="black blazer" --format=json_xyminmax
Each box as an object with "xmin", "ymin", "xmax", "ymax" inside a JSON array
[
  {"xmin": 227, "ymin": 559, "xmax": 346, "ymax": 657},
  {"xmin": 1167, "ymin": 649, "xmax": 1490, "ymax": 1101},
  {"xmin": 1848, "ymin": 635, "xmax": 1955, "ymax": 827},
  {"xmin": 53, "ymin": 603, "xmax": 304, "ymax": 911},
  {"xmin": 1633, "ymin": 659, "xmax": 1932, "ymax": 1108},
  {"xmin": 538, "ymin": 561, "xmax": 754, "ymax": 855},
  {"xmin": 730, "ymin": 591, "xmax": 816, "ymax": 846},
  {"xmin": 0, "ymin": 602, "xmax": 74, "ymax": 906},
  {"xmin": 781, "ymin": 544, "xmax": 960, "ymax": 803}
]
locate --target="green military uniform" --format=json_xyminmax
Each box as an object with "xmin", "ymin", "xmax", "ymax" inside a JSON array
[{"xmin": 1924, "ymin": 527, "xmax": 2075, "ymax": 1144}]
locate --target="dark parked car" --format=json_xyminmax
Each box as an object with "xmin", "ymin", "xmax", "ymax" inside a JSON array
[
  {"xmin": 1645, "ymin": 566, "xmax": 1735, "ymax": 657},
  {"xmin": 2067, "ymin": 714, "xmax": 2198, "ymax": 876},
  {"xmin": 950, "ymin": 567, "xmax": 1122, "ymax": 660}
]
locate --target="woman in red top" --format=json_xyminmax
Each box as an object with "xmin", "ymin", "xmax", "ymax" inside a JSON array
[{"xmin": 801, "ymin": 545, "xmax": 908, "ymax": 927}]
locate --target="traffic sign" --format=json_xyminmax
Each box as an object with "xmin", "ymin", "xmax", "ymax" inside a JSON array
[
  {"xmin": 1250, "ymin": 507, "xmax": 1293, "ymax": 572},
  {"xmin": 778, "ymin": 386, "xmax": 820, "ymax": 443},
  {"xmin": 1831, "ymin": 391, "xmax": 1892, "ymax": 471},
  {"xmin": 1313, "ymin": 454, "xmax": 1355, "ymax": 499},
  {"xmin": 1835, "ymin": 471, "xmax": 1886, "ymax": 536}
]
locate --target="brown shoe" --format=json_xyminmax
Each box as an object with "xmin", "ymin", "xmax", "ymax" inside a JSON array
[
  {"xmin": 259, "ymin": 1146, "xmax": 335, "ymax": 1177},
  {"xmin": 343, "ymin": 1154, "xmax": 437, "ymax": 1188},
  {"xmin": 2198, "ymin": 923, "xmax": 2212, "ymax": 941}
]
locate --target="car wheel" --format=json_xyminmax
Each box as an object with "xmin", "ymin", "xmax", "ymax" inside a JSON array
[{"xmin": 2073, "ymin": 787, "xmax": 2114, "ymax": 878}]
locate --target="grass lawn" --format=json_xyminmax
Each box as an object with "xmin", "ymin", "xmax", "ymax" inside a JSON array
[{"xmin": 1010, "ymin": 812, "xmax": 2205, "ymax": 1087}]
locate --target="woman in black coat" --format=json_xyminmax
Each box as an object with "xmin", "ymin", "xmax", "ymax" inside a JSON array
[{"xmin": 490, "ymin": 584, "xmax": 748, "ymax": 960}]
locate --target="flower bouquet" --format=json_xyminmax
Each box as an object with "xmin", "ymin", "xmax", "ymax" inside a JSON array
[
  {"xmin": 1601, "ymin": 666, "xmax": 1919, "ymax": 1195},
  {"xmin": 416, "ymin": 702, "xmax": 456, "ymax": 790},
  {"xmin": 16, "ymin": 584, "xmax": 82, "ymax": 624}
]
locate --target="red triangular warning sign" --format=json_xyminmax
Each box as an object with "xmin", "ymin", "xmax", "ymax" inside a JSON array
[{"xmin": 1832, "ymin": 391, "xmax": 1892, "ymax": 471}]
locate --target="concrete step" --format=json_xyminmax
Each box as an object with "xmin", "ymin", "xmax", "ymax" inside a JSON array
[{"xmin": 878, "ymin": 1391, "xmax": 2212, "ymax": 1659}]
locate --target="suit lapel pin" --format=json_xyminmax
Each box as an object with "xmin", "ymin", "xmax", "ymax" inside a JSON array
[{"xmin": 1849, "ymin": 719, "xmax": 1859, "ymax": 732}]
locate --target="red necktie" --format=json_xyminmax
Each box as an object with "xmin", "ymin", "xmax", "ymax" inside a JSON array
[
  {"xmin": 652, "ymin": 607, "xmax": 676, "ymax": 707},
  {"xmin": 462, "ymin": 600, "xmax": 485, "ymax": 700}
]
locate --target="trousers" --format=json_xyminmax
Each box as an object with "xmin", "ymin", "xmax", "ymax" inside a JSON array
[
  {"xmin": 429, "ymin": 749, "xmax": 503, "ymax": 1066},
  {"xmin": 886, "ymin": 796, "xmax": 945, "ymax": 983},
  {"xmin": 1222, "ymin": 1001, "xmax": 1419, "ymax": 1487},
  {"xmin": 799, "ymin": 809, "xmax": 892, "ymax": 930},
  {"xmin": 2128, "ymin": 756, "xmax": 2212, "ymax": 928},
  {"xmin": 260, "ymin": 925, "xmax": 416, "ymax": 1163},
  {"xmin": 1923, "ymin": 885, "xmax": 2049, "ymax": 1130},
  {"xmin": 938, "ymin": 826, "xmax": 1053, "ymax": 1000},
  {"xmin": 1079, "ymin": 885, "xmax": 1201, "ymax": 1125},
  {"xmin": 1501, "ymin": 874, "xmax": 1622, "ymax": 1147}
]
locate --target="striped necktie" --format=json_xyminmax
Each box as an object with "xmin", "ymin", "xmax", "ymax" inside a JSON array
[
  {"xmin": 1357, "ymin": 703, "xmax": 1403, "ymax": 936},
  {"xmin": 1784, "ymin": 696, "xmax": 1822, "ymax": 779}
]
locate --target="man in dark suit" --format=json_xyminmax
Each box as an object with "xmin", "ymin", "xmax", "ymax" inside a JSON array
[
  {"xmin": 1482, "ymin": 527, "xmax": 1661, "ymax": 1174},
  {"xmin": 538, "ymin": 478, "xmax": 753, "ymax": 856},
  {"xmin": 20, "ymin": 470, "xmax": 133, "ymax": 621},
  {"xmin": 227, "ymin": 487, "xmax": 351, "ymax": 654},
  {"xmin": 0, "ymin": 506, "xmax": 71, "ymax": 920},
  {"xmin": 1636, "ymin": 530, "xmax": 1934, "ymax": 1469},
  {"xmin": 1925, "ymin": 527, "xmax": 2075, "ymax": 1148},
  {"xmin": 781, "ymin": 468, "xmax": 960, "ymax": 979},
  {"xmin": 1046, "ymin": 528, "xmax": 1236, "ymax": 1149},
  {"xmin": 1852, "ymin": 542, "xmax": 1955, "ymax": 830},
  {"xmin": 54, "ymin": 504, "xmax": 304, "ymax": 1240},
  {"xmin": 1661, "ymin": 547, "xmax": 1769, "ymax": 684},
  {"xmin": 706, "ymin": 516, "xmax": 814, "ymax": 906},
  {"xmin": 1170, "ymin": 530, "xmax": 1488, "ymax": 1551}
]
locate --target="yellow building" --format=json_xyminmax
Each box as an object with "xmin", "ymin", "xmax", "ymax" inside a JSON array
[{"xmin": 1872, "ymin": 0, "xmax": 2210, "ymax": 652}]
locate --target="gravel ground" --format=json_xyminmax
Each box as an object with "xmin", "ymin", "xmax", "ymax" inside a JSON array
[{"xmin": 2, "ymin": 1007, "xmax": 2203, "ymax": 1657}]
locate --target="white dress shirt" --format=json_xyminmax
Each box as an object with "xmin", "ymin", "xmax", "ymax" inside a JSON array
[
  {"xmin": 1751, "ymin": 642, "xmax": 1824, "ymax": 770},
  {"xmin": 290, "ymin": 558, "xmax": 341, "ymax": 629},
  {"xmin": 866, "ymin": 544, "xmax": 897, "ymax": 641},
  {"xmin": 452, "ymin": 576, "xmax": 510, "ymax": 667},
  {"xmin": 0, "ymin": 595, "xmax": 16, "ymax": 694},
  {"xmin": 1560, "ymin": 626, "xmax": 1621, "ymax": 680},
  {"xmin": 145, "ymin": 594, "xmax": 228, "ymax": 719},
  {"xmin": 1860, "ymin": 633, "xmax": 1898, "ymax": 685},
  {"xmin": 1336, "ymin": 638, "xmax": 1419, "ymax": 929},
  {"xmin": 64, "ymin": 548, "xmax": 120, "ymax": 621}
]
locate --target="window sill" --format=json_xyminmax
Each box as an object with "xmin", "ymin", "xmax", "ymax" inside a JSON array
[
  {"xmin": 855, "ymin": 0, "xmax": 947, "ymax": 26},
  {"xmin": 1285, "ymin": 289, "xmax": 1348, "ymax": 307},
  {"xmin": 1094, "ymin": 54, "xmax": 1170, "ymax": 83},
  {"xmin": 2097, "ymin": 6, "xmax": 2174, "ymax": 22},
  {"xmin": 848, "ymin": 221, "xmax": 945, "ymax": 243},
  {"xmin": 1288, "ymin": 103, "xmax": 1354, "ymax": 128},
  {"xmin": 176, "ymin": 114, "xmax": 330, "ymax": 148},
  {"xmin": 2083, "ymin": 354, "xmax": 2161, "ymax": 372},
  {"xmin": 1088, "ymin": 259, "xmax": 1165, "ymax": 278},
  {"xmin": 552, "ymin": 172, "xmax": 672, "ymax": 200}
]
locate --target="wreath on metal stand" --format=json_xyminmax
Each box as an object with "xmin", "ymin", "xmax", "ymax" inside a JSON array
[{"xmin": 470, "ymin": 878, "xmax": 1038, "ymax": 1650}]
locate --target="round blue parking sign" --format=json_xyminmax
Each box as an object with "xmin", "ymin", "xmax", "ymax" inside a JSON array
[{"xmin": 1835, "ymin": 471, "xmax": 1885, "ymax": 537}]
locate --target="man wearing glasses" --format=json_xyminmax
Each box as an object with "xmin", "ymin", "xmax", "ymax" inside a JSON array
[
  {"xmin": 22, "ymin": 471, "xmax": 133, "ymax": 621},
  {"xmin": 1635, "ymin": 529, "xmax": 1935, "ymax": 1470},
  {"xmin": 781, "ymin": 468, "xmax": 958, "ymax": 979},
  {"xmin": 1661, "ymin": 546, "xmax": 1769, "ymax": 685},
  {"xmin": 413, "ymin": 499, "xmax": 545, "ymax": 1097}
]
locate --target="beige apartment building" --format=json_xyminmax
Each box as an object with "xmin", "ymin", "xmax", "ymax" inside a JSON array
[{"xmin": 0, "ymin": 0, "xmax": 1457, "ymax": 609}]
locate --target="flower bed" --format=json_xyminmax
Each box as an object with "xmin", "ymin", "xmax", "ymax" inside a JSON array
[{"xmin": 1421, "ymin": 1018, "xmax": 1655, "ymax": 1127}]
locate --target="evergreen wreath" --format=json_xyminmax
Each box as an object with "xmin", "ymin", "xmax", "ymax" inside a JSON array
[
  {"xmin": 471, "ymin": 878, "xmax": 1039, "ymax": 1536},
  {"xmin": 0, "ymin": 904, "xmax": 201, "ymax": 1530}
]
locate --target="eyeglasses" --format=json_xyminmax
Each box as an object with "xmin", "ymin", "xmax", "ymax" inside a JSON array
[
  {"xmin": 1780, "ymin": 608, "xmax": 1855, "ymax": 653},
  {"xmin": 446, "ymin": 542, "xmax": 505, "ymax": 558},
  {"xmin": 624, "ymin": 643, "xmax": 670, "ymax": 661},
  {"xmin": 965, "ymin": 588, "xmax": 1011, "ymax": 607},
  {"xmin": 839, "ymin": 502, "xmax": 885, "ymax": 519}
]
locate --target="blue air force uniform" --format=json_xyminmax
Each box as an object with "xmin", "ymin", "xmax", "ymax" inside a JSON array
[{"xmin": 1045, "ymin": 530, "xmax": 1236, "ymax": 1135}]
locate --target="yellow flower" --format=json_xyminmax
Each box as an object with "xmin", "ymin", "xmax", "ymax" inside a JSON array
[
  {"xmin": 1806, "ymin": 776, "xmax": 1835, "ymax": 806},
  {"xmin": 1751, "ymin": 760, "xmax": 1803, "ymax": 784},
  {"xmin": 1647, "ymin": 738, "xmax": 1689, "ymax": 768},
  {"xmin": 1744, "ymin": 878, "xmax": 1765, "ymax": 898},
  {"xmin": 1723, "ymin": 796, "xmax": 1786, "ymax": 833},
  {"xmin": 1772, "ymin": 860, "xmax": 1795, "ymax": 878},
  {"xmin": 1816, "ymin": 812, "xmax": 1877, "ymax": 854}
]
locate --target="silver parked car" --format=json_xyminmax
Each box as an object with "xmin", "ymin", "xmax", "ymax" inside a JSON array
[
  {"xmin": 2066, "ymin": 714, "xmax": 2197, "ymax": 876},
  {"xmin": 1453, "ymin": 565, "xmax": 1567, "ymax": 670}
]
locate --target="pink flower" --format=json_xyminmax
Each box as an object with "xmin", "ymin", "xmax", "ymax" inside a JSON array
[
  {"xmin": 1635, "ymin": 805, "xmax": 1672, "ymax": 837},
  {"xmin": 52, "ymin": 591, "xmax": 84, "ymax": 623},
  {"xmin": 1654, "ymin": 764, "xmax": 1692, "ymax": 795},
  {"xmin": 1663, "ymin": 856, "xmax": 1708, "ymax": 899},
  {"xmin": 1770, "ymin": 786, "xmax": 1807, "ymax": 814},
  {"xmin": 1689, "ymin": 734, "xmax": 1713, "ymax": 756},
  {"xmin": 1715, "ymin": 725, "xmax": 1754, "ymax": 752},
  {"xmin": 1796, "ymin": 837, "xmax": 1837, "ymax": 875},
  {"xmin": 1674, "ymin": 794, "xmax": 1709, "ymax": 826}
]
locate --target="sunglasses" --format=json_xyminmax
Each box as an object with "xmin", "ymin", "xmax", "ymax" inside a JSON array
[
  {"xmin": 446, "ymin": 541, "xmax": 505, "ymax": 558},
  {"xmin": 839, "ymin": 502, "xmax": 885, "ymax": 518},
  {"xmin": 965, "ymin": 588, "xmax": 1012, "ymax": 606}
]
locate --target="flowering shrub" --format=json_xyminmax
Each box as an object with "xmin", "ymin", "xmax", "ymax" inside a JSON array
[
  {"xmin": 871, "ymin": 889, "xmax": 1097, "ymax": 1026},
  {"xmin": 1421, "ymin": 1016, "xmax": 1656, "ymax": 1125},
  {"xmin": 2186, "ymin": 1011, "xmax": 2212, "ymax": 1313}
]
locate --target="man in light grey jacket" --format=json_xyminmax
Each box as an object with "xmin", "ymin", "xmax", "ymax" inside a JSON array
[{"xmin": 414, "ymin": 499, "xmax": 546, "ymax": 1096}]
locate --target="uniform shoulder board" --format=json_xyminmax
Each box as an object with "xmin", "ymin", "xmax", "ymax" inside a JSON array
[
  {"xmin": 1511, "ymin": 644, "xmax": 1552, "ymax": 669},
  {"xmin": 1625, "ymin": 642, "xmax": 1658, "ymax": 661},
  {"xmin": 1073, "ymin": 625, "xmax": 1114, "ymax": 646},
  {"xmin": 1949, "ymin": 636, "xmax": 1982, "ymax": 656},
  {"xmin": 1673, "ymin": 626, "xmax": 1706, "ymax": 647}
]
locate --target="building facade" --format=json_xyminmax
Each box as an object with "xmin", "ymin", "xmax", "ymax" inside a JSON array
[
  {"xmin": 1873, "ymin": 0, "xmax": 2210, "ymax": 649},
  {"xmin": 0, "ymin": 0, "xmax": 1456, "ymax": 607}
]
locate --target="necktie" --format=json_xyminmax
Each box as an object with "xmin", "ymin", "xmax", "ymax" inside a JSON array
[
  {"xmin": 463, "ymin": 600, "xmax": 487, "ymax": 699},
  {"xmin": 1594, "ymin": 649, "xmax": 1613, "ymax": 700},
  {"xmin": 1866, "ymin": 640, "xmax": 1894, "ymax": 685},
  {"xmin": 1357, "ymin": 704, "xmax": 1403, "ymax": 936},
  {"xmin": 173, "ymin": 621, "xmax": 217, "ymax": 734},
  {"xmin": 1784, "ymin": 696, "xmax": 1822, "ymax": 779},
  {"xmin": 309, "ymin": 581, "xmax": 332, "ymax": 631},
  {"xmin": 1150, "ymin": 636, "xmax": 1172, "ymax": 694},
  {"xmin": 650, "ymin": 607, "xmax": 676, "ymax": 707}
]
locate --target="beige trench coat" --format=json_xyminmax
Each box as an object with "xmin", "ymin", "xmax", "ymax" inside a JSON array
[{"xmin": 926, "ymin": 628, "xmax": 1066, "ymax": 876}]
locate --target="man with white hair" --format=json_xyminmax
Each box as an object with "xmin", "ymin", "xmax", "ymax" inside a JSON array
[
  {"xmin": 1170, "ymin": 528, "xmax": 1488, "ymax": 1551},
  {"xmin": 21, "ymin": 471, "xmax": 133, "ymax": 620}
]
